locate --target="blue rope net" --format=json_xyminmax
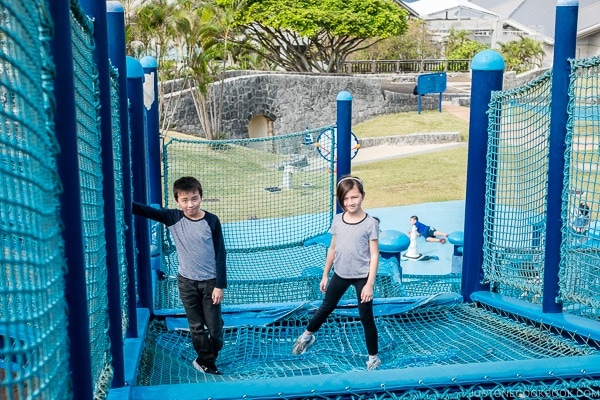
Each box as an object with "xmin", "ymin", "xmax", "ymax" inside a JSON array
[
  {"xmin": 157, "ymin": 130, "xmax": 409, "ymax": 312},
  {"xmin": 482, "ymin": 71, "xmax": 552, "ymax": 303},
  {"xmin": 70, "ymin": 2, "xmax": 113, "ymax": 397},
  {"xmin": 109, "ymin": 65, "xmax": 130, "ymax": 340},
  {"xmin": 138, "ymin": 296, "xmax": 600, "ymax": 390},
  {"xmin": 0, "ymin": 0, "xmax": 71, "ymax": 398},
  {"xmin": 559, "ymin": 56, "xmax": 600, "ymax": 319}
]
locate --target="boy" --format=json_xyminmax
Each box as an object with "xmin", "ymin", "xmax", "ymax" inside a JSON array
[
  {"xmin": 409, "ymin": 215, "xmax": 448, "ymax": 244},
  {"xmin": 133, "ymin": 176, "xmax": 227, "ymax": 375}
]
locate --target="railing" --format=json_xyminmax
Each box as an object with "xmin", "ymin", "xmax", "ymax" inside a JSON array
[{"xmin": 342, "ymin": 59, "xmax": 471, "ymax": 74}]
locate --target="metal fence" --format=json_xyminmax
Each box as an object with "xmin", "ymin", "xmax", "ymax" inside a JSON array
[{"xmin": 343, "ymin": 59, "xmax": 471, "ymax": 74}]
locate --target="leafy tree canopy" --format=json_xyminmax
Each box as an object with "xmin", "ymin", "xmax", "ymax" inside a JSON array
[
  {"xmin": 217, "ymin": 0, "xmax": 408, "ymax": 72},
  {"xmin": 498, "ymin": 36, "xmax": 544, "ymax": 73}
]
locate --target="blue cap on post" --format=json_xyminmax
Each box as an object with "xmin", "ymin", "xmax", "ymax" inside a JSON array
[
  {"xmin": 471, "ymin": 49, "xmax": 505, "ymax": 71},
  {"xmin": 126, "ymin": 56, "xmax": 144, "ymax": 79},
  {"xmin": 140, "ymin": 56, "xmax": 158, "ymax": 69},
  {"xmin": 336, "ymin": 91, "xmax": 352, "ymax": 101},
  {"xmin": 557, "ymin": 0, "xmax": 578, "ymax": 6},
  {"xmin": 106, "ymin": 1, "xmax": 123, "ymax": 12}
]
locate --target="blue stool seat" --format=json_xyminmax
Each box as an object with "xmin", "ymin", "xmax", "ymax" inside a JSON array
[
  {"xmin": 379, "ymin": 230, "xmax": 410, "ymax": 253},
  {"xmin": 448, "ymin": 231, "xmax": 464, "ymax": 256}
]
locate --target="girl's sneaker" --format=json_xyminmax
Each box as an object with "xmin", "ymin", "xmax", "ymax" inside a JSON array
[
  {"xmin": 292, "ymin": 333, "xmax": 316, "ymax": 354},
  {"xmin": 366, "ymin": 355, "xmax": 381, "ymax": 370}
]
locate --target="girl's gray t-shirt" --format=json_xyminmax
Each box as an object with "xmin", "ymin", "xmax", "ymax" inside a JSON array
[{"xmin": 329, "ymin": 213, "xmax": 379, "ymax": 279}]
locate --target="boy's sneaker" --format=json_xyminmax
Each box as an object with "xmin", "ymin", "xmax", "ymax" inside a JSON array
[
  {"xmin": 366, "ymin": 355, "xmax": 381, "ymax": 370},
  {"xmin": 292, "ymin": 333, "xmax": 316, "ymax": 354},
  {"xmin": 440, "ymin": 238, "xmax": 446, "ymax": 244},
  {"xmin": 193, "ymin": 359, "xmax": 222, "ymax": 375}
]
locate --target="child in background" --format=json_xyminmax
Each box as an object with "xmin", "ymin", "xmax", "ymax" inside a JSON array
[
  {"xmin": 292, "ymin": 175, "xmax": 381, "ymax": 370},
  {"xmin": 133, "ymin": 176, "xmax": 227, "ymax": 375},
  {"xmin": 570, "ymin": 202, "xmax": 590, "ymax": 234},
  {"xmin": 409, "ymin": 215, "xmax": 448, "ymax": 244}
]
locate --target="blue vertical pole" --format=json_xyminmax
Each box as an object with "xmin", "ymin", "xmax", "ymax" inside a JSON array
[
  {"xmin": 543, "ymin": 0, "xmax": 578, "ymax": 314},
  {"xmin": 80, "ymin": 0, "xmax": 126, "ymax": 387},
  {"xmin": 48, "ymin": 1, "xmax": 94, "ymax": 398},
  {"xmin": 128, "ymin": 56, "xmax": 153, "ymax": 311},
  {"xmin": 462, "ymin": 50, "xmax": 505, "ymax": 302},
  {"xmin": 336, "ymin": 91, "xmax": 352, "ymax": 213},
  {"xmin": 140, "ymin": 56, "xmax": 162, "ymax": 205},
  {"xmin": 107, "ymin": 1, "xmax": 138, "ymax": 337}
]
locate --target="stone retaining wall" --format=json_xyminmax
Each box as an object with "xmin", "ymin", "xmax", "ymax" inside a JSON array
[
  {"xmin": 359, "ymin": 132, "xmax": 462, "ymax": 148},
  {"xmin": 163, "ymin": 73, "xmax": 438, "ymax": 138}
]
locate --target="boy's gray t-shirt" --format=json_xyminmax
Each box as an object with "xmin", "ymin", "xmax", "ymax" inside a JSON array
[{"xmin": 329, "ymin": 213, "xmax": 379, "ymax": 279}]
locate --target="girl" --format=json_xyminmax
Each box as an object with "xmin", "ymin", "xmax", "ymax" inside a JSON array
[{"xmin": 292, "ymin": 175, "xmax": 381, "ymax": 370}]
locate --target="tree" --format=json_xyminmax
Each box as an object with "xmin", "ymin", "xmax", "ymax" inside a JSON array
[
  {"xmin": 445, "ymin": 29, "xmax": 488, "ymax": 59},
  {"xmin": 217, "ymin": 0, "xmax": 409, "ymax": 72},
  {"xmin": 348, "ymin": 18, "xmax": 439, "ymax": 60},
  {"xmin": 498, "ymin": 36, "xmax": 544, "ymax": 73}
]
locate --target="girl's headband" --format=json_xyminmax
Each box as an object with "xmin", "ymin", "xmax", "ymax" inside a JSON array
[{"xmin": 337, "ymin": 176, "xmax": 363, "ymax": 187}]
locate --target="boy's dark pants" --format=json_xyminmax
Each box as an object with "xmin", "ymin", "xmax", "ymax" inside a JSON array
[{"xmin": 177, "ymin": 276, "xmax": 224, "ymax": 364}]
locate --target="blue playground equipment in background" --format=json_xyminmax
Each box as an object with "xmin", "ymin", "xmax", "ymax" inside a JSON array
[{"xmin": 2, "ymin": 0, "xmax": 600, "ymax": 399}]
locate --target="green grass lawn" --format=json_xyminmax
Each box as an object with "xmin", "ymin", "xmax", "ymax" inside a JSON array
[
  {"xmin": 353, "ymin": 110, "xmax": 469, "ymax": 141},
  {"xmin": 352, "ymin": 110, "xmax": 469, "ymax": 208}
]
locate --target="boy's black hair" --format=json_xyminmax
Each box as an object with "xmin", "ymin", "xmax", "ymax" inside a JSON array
[
  {"xmin": 410, "ymin": 215, "xmax": 418, "ymax": 221},
  {"xmin": 173, "ymin": 176, "xmax": 203, "ymax": 200},
  {"xmin": 579, "ymin": 202, "xmax": 590, "ymax": 216}
]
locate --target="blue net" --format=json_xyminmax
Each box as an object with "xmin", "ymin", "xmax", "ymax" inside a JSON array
[
  {"xmin": 482, "ymin": 71, "xmax": 552, "ymax": 303},
  {"xmin": 559, "ymin": 56, "xmax": 600, "ymax": 319},
  {"xmin": 0, "ymin": 0, "xmax": 71, "ymax": 398}
]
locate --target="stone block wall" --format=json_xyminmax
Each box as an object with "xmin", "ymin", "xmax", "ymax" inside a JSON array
[{"xmin": 162, "ymin": 73, "xmax": 438, "ymax": 138}]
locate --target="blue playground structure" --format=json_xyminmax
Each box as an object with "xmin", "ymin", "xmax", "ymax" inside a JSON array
[{"xmin": 2, "ymin": 0, "xmax": 600, "ymax": 399}]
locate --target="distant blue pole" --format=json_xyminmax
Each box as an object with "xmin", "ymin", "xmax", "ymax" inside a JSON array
[
  {"xmin": 140, "ymin": 56, "xmax": 162, "ymax": 205},
  {"xmin": 80, "ymin": 0, "xmax": 126, "ymax": 387},
  {"xmin": 49, "ymin": 0, "xmax": 94, "ymax": 398},
  {"xmin": 107, "ymin": 1, "xmax": 138, "ymax": 337},
  {"xmin": 336, "ymin": 91, "xmax": 352, "ymax": 213},
  {"xmin": 462, "ymin": 50, "xmax": 505, "ymax": 302},
  {"xmin": 128, "ymin": 56, "xmax": 153, "ymax": 311},
  {"xmin": 543, "ymin": 0, "xmax": 578, "ymax": 314}
]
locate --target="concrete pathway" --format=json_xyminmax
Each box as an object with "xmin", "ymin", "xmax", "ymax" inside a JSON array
[{"xmin": 353, "ymin": 103, "xmax": 470, "ymax": 164}]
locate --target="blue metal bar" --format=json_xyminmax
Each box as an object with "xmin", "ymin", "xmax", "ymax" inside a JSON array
[
  {"xmin": 543, "ymin": 0, "xmax": 579, "ymax": 313},
  {"xmin": 107, "ymin": 1, "xmax": 138, "ymax": 337},
  {"xmin": 461, "ymin": 50, "xmax": 505, "ymax": 302},
  {"xmin": 79, "ymin": 0, "xmax": 126, "ymax": 387},
  {"xmin": 140, "ymin": 56, "xmax": 162, "ymax": 205},
  {"xmin": 336, "ymin": 91, "xmax": 352, "ymax": 213},
  {"xmin": 128, "ymin": 56, "xmax": 153, "ymax": 311},
  {"xmin": 48, "ymin": 0, "xmax": 93, "ymax": 398}
]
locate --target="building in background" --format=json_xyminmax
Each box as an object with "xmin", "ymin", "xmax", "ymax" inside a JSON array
[{"xmin": 397, "ymin": 0, "xmax": 600, "ymax": 67}]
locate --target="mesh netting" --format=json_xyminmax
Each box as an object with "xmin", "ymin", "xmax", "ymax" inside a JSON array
[
  {"xmin": 70, "ymin": 4, "xmax": 113, "ymax": 398},
  {"xmin": 158, "ymin": 129, "xmax": 343, "ymax": 311},
  {"xmin": 137, "ymin": 297, "xmax": 600, "ymax": 387},
  {"xmin": 559, "ymin": 57, "xmax": 600, "ymax": 319},
  {"xmin": 109, "ymin": 65, "xmax": 130, "ymax": 340},
  {"xmin": 482, "ymin": 71, "xmax": 552, "ymax": 303},
  {"xmin": 0, "ymin": 0, "xmax": 71, "ymax": 399}
]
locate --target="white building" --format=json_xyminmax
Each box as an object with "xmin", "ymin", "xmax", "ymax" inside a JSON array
[{"xmin": 398, "ymin": 0, "xmax": 600, "ymax": 67}]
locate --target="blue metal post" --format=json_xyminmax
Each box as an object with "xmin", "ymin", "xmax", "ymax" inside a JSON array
[
  {"xmin": 336, "ymin": 91, "xmax": 352, "ymax": 213},
  {"xmin": 461, "ymin": 50, "xmax": 505, "ymax": 302},
  {"xmin": 107, "ymin": 1, "xmax": 138, "ymax": 337},
  {"xmin": 140, "ymin": 56, "xmax": 162, "ymax": 205},
  {"xmin": 543, "ymin": 0, "xmax": 579, "ymax": 313},
  {"xmin": 48, "ymin": 0, "xmax": 93, "ymax": 398},
  {"xmin": 128, "ymin": 56, "xmax": 153, "ymax": 311},
  {"xmin": 79, "ymin": 0, "xmax": 126, "ymax": 387}
]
